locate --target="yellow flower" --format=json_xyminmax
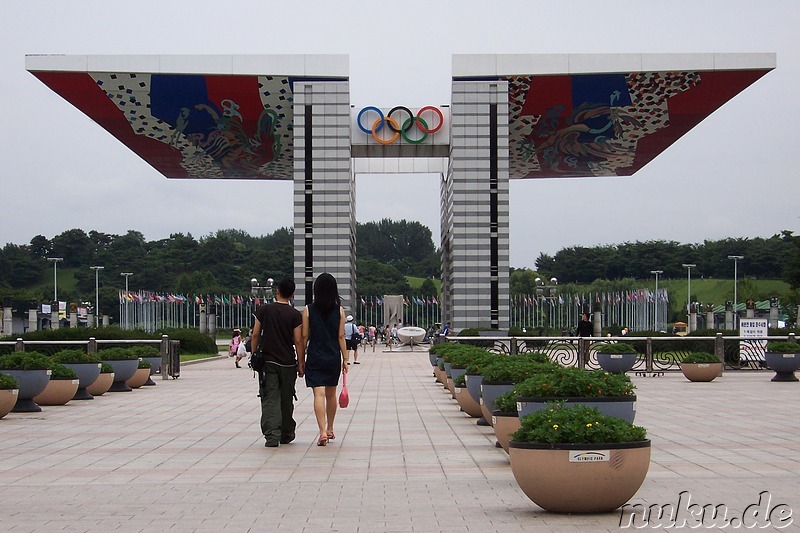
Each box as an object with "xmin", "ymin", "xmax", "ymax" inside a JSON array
[
  {"xmin": 552, "ymin": 424, "xmax": 559, "ymax": 429},
  {"xmin": 586, "ymin": 423, "xmax": 593, "ymax": 427}
]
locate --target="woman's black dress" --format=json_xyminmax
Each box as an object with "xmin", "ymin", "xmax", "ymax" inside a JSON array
[{"xmin": 304, "ymin": 304, "xmax": 342, "ymax": 388}]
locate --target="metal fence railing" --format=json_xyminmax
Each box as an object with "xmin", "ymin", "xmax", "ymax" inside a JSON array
[{"xmin": 446, "ymin": 334, "xmax": 798, "ymax": 374}]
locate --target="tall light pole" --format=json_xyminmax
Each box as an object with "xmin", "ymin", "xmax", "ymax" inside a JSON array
[
  {"xmin": 650, "ymin": 270, "xmax": 663, "ymax": 331},
  {"xmin": 728, "ymin": 255, "xmax": 743, "ymax": 327},
  {"xmin": 90, "ymin": 266, "xmax": 104, "ymax": 327},
  {"xmin": 121, "ymin": 272, "xmax": 133, "ymax": 330},
  {"xmin": 46, "ymin": 257, "xmax": 63, "ymax": 302},
  {"xmin": 682, "ymin": 263, "xmax": 696, "ymax": 319}
]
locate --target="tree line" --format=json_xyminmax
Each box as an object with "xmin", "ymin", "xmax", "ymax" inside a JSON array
[
  {"xmin": 0, "ymin": 220, "xmax": 441, "ymax": 312},
  {"xmin": 534, "ymin": 233, "xmax": 799, "ymax": 285},
  {"xmin": 2, "ymin": 224, "xmax": 797, "ymax": 316}
]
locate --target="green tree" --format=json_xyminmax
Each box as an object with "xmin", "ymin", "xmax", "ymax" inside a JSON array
[{"xmin": 356, "ymin": 258, "xmax": 411, "ymax": 295}]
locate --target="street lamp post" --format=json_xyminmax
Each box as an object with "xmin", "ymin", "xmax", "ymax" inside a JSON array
[
  {"xmin": 650, "ymin": 270, "xmax": 663, "ymax": 331},
  {"xmin": 682, "ymin": 263, "xmax": 696, "ymax": 322},
  {"xmin": 728, "ymin": 255, "xmax": 744, "ymax": 328},
  {"xmin": 121, "ymin": 272, "xmax": 133, "ymax": 330},
  {"xmin": 90, "ymin": 266, "xmax": 104, "ymax": 327},
  {"xmin": 47, "ymin": 257, "xmax": 63, "ymax": 302}
]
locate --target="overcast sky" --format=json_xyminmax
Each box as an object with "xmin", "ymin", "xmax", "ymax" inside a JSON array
[{"xmin": 1, "ymin": 0, "xmax": 797, "ymax": 269}]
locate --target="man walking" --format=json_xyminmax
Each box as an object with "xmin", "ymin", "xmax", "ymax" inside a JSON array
[{"xmin": 251, "ymin": 279, "xmax": 305, "ymax": 447}]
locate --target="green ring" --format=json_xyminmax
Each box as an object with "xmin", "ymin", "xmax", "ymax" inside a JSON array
[{"xmin": 401, "ymin": 117, "xmax": 429, "ymax": 144}]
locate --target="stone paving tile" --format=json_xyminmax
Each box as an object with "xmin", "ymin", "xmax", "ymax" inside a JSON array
[{"xmin": 1, "ymin": 350, "xmax": 798, "ymax": 532}]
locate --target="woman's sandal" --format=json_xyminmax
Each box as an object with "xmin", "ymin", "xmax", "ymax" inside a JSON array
[
  {"xmin": 326, "ymin": 431, "xmax": 335, "ymax": 440},
  {"xmin": 317, "ymin": 435, "xmax": 328, "ymax": 446}
]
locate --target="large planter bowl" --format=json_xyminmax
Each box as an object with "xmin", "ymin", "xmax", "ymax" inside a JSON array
[
  {"xmin": 596, "ymin": 353, "xmax": 638, "ymax": 374},
  {"xmin": 509, "ymin": 440, "xmax": 651, "ymax": 513},
  {"xmin": 492, "ymin": 410, "xmax": 520, "ymax": 453},
  {"xmin": 102, "ymin": 359, "xmax": 138, "ymax": 392},
  {"xmin": 3, "ymin": 369, "xmax": 51, "ymax": 412},
  {"xmin": 0, "ymin": 389, "xmax": 19, "ymax": 419},
  {"xmin": 141, "ymin": 356, "xmax": 161, "ymax": 386},
  {"xmin": 63, "ymin": 362, "xmax": 102, "ymax": 400},
  {"xmin": 480, "ymin": 382, "xmax": 515, "ymax": 426},
  {"xmin": 33, "ymin": 379, "xmax": 79, "ymax": 406},
  {"xmin": 126, "ymin": 367, "xmax": 151, "ymax": 389},
  {"xmin": 679, "ymin": 362, "xmax": 723, "ymax": 382},
  {"xmin": 454, "ymin": 385, "xmax": 483, "ymax": 418},
  {"xmin": 517, "ymin": 396, "xmax": 637, "ymax": 424},
  {"xmin": 764, "ymin": 352, "xmax": 800, "ymax": 382},
  {"xmin": 86, "ymin": 373, "xmax": 114, "ymax": 396}
]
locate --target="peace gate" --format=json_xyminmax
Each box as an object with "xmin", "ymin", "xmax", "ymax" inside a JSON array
[{"xmin": 27, "ymin": 53, "xmax": 775, "ymax": 330}]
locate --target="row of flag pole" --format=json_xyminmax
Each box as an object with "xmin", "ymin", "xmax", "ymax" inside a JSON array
[{"xmin": 117, "ymin": 287, "xmax": 669, "ymax": 333}]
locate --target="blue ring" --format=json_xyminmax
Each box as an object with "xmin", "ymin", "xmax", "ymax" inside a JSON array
[{"xmin": 357, "ymin": 106, "xmax": 384, "ymax": 134}]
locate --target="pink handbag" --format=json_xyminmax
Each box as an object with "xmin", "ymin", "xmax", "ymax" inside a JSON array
[{"xmin": 338, "ymin": 372, "xmax": 349, "ymax": 408}]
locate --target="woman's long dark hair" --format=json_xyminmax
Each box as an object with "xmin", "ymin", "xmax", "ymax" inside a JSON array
[{"xmin": 311, "ymin": 273, "xmax": 341, "ymax": 317}]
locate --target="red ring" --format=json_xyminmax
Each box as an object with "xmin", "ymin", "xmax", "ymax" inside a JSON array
[{"xmin": 416, "ymin": 106, "xmax": 444, "ymax": 134}]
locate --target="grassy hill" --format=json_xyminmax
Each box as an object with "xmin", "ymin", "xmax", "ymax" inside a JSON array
[{"xmin": 660, "ymin": 278, "xmax": 789, "ymax": 313}]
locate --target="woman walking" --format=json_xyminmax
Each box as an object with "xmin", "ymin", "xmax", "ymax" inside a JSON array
[{"xmin": 301, "ymin": 273, "xmax": 349, "ymax": 446}]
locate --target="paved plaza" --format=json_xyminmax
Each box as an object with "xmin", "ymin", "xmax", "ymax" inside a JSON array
[{"xmin": 1, "ymin": 348, "xmax": 798, "ymax": 532}]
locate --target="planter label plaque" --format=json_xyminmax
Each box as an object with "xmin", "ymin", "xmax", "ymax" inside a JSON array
[
  {"xmin": 569, "ymin": 450, "xmax": 610, "ymax": 463},
  {"xmin": 517, "ymin": 402, "xmax": 526, "ymax": 412},
  {"xmin": 454, "ymin": 387, "xmax": 462, "ymax": 393},
  {"xmin": 610, "ymin": 354, "xmax": 623, "ymax": 359}
]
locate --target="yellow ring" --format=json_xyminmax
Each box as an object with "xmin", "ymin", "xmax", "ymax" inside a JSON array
[{"xmin": 372, "ymin": 117, "xmax": 400, "ymax": 145}]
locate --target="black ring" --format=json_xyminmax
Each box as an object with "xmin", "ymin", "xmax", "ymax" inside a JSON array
[{"xmin": 387, "ymin": 106, "xmax": 414, "ymax": 133}]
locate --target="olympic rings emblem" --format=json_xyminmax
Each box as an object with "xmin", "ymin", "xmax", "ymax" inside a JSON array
[{"xmin": 356, "ymin": 106, "xmax": 444, "ymax": 145}]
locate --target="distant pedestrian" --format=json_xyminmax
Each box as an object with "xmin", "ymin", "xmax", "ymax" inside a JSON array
[
  {"xmin": 345, "ymin": 315, "xmax": 361, "ymax": 364},
  {"xmin": 577, "ymin": 313, "xmax": 593, "ymax": 337},
  {"xmin": 229, "ymin": 328, "xmax": 242, "ymax": 368}
]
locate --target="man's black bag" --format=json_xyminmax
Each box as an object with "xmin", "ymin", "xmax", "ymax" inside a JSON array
[
  {"xmin": 250, "ymin": 307, "xmax": 266, "ymax": 373},
  {"xmin": 250, "ymin": 349, "xmax": 265, "ymax": 373}
]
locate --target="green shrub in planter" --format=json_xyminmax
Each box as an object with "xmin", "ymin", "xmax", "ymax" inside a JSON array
[
  {"xmin": 512, "ymin": 402, "xmax": 646, "ymax": 445},
  {"xmin": 137, "ymin": 359, "xmax": 152, "ymax": 369},
  {"xmin": 49, "ymin": 362, "xmax": 78, "ymax": 380},
  {"xmin": 766, "ymin": 342, "xmax": 799, "ymax": 353},
  {"xmin": 51, "ymin": 349, "xmax": 101, "ymax": 364},
  {"xmin": 463, "ymin": 354, "xmax": 502, "ymax": 375},
  {"xmin": 99, "ymin": 362, "xmax": 114, "ymax": 374},
  {"xmin": 98, "ymin": 347, "xmax": 139, "ymax": 360},
  {"xmin": 454, "ymin": 374, "xmax": 466, "ymax": 387},
  {"xmin": 0, "ymin": 373, "xmax": 19, "ymax": 389},
  {"xmin": 0, "ymin": 352, "xmax": 53, "ymax": 370},
  {"xmin": 481, "ymin": 359, "xmax": 557, "ymax": 384},
  {"xmin": 494, "ymin": 390, "xmax": 518, "ymax": 413},
  {"xmin": 519, "ymin": 352, "xmax": 551, "ymax": 364},
  {"xmin": 680, "ymin": 352, "xmax": 719, "ymax": 363},
  {"xmin": 595, "ymin": 342, "xmax": 637, "ymax": 354},
  {"xmin": 129, "ymin": 345, "xmax": 159, "ymax": 358},
  {"xmin": 515, "ymin": 366, "xmax": 636, "ymax": 398}
]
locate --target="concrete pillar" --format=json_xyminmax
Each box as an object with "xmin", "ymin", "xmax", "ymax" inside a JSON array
[
  {"xmin": 28, "ymin": 309, "xmax": 38, "ymax": 332},
  {"xmin": 2, "ymin": 305, "xmax": 12, "ymax": 335},
  {"xmin": 768, "ymin": 297, "xmax": 779, "ymax": 329},
  {"xmin": 706, "ymin": 311, "xmax": 715, "ymax": 330},
  {"xmin": 69, "ymin": 311, "xmax": 78, "ymax": 328},
  {"xmin": 199, "ymin": 304, "xmax": 207, "ymax": 335},
  {"xmin": 51, "ymin": 304, "xmax": 60, "ymax": 330},
  {"xmin": 87, "ymin": 312, "xmax": 94, "ymax": 329},
  {"xmin": 292, "ymin": 80, "xmax": 354, "ymax": 310},
  {"xmin": 208, "ymin": 305, "xmax": 217, "ymax": 341},
  {"xmin": 102, "ymin": 315, "xmax": 109, "ymax": 327},
  {"xmin": 593, "ymin": 310, "xmax": 602, "ymax": 337},
  {"xmin": 444, "ymin": 80, "xmax": 510, "ymax": 330},
  {"xmin": 689, "ymin": 304, "xmax": 697, "ymax": 333}
]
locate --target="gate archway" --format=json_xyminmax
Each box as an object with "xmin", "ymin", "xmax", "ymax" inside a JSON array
[{"xmin": 28, "ymin": 53, "xmax": 775, "ymax": 331}]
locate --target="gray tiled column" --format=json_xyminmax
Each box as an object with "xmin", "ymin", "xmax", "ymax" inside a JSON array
[
  {"xmin": 292, "ymin": 81, "xmax": 355, "ymax": 310},
  {"xmin": 443, "ymin": 81, "xmax": 510, "ymax": 331}
]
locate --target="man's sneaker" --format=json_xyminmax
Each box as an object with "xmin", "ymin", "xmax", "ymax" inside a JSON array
[
  {"xmin": 264, "ymin": 440, "xmax": 280, "ymax": 448},
  {"xmin": 280, "ymin": 435, "xmax": 295, "ymax": 444}
]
